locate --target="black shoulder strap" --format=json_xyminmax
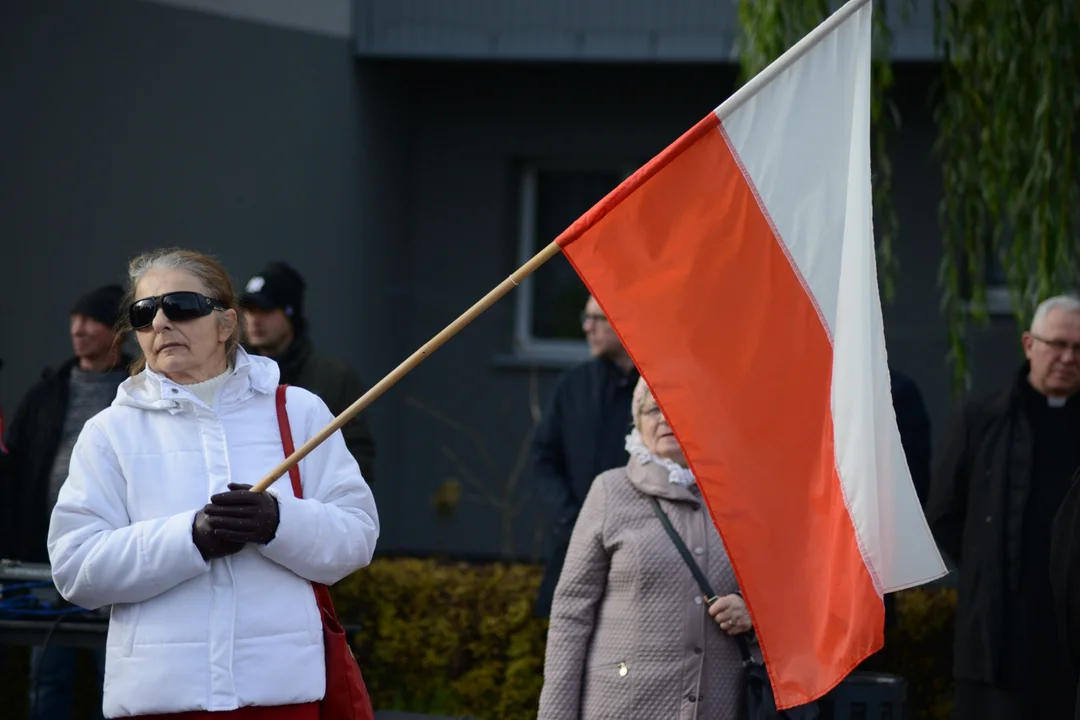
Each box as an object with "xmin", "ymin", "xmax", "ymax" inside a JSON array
[
  {"xmin": 648, "ymin": 496, "xmax": 715, "ymax": 597},
  {"xmin": 648, "ymin": 496, "xmax": 753, "ymax": 663}
]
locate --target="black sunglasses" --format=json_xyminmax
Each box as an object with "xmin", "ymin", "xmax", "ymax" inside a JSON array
[{"xmin": 129, "ymin": 291, "xmax": 226, "ymax": 330}]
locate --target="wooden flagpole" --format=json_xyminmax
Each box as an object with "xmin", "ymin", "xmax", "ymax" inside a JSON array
[{"xmin": 250, "ymin": 240, "xmax": 563, "ymax": 493}]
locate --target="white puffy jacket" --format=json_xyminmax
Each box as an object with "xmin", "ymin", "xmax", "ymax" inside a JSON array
[{"xmin": 47, "ymin": 349, "xmax": 379, "ymax": 718}]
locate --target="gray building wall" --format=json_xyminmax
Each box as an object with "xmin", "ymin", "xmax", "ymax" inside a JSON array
[
  {"xmin": 0, "ymin": 0, "xmax": 412, "ymax": 554},
  {"xmin": 1, "ymin": 0, "xmax": 1023, "ymax": 561},
  {"xmin": 352, "ymin": 0, "xmax": 939, "ymax": 61}
]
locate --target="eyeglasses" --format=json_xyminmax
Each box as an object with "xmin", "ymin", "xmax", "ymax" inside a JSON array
[
  {"xmin": 581, "ymin": 312, "xmax": 608, "ymax": 325},
  {"xmin": 129, "ymin": 291, "xmax": 226, "ymax": 330},
  {"xmin": 1031, "ymin": 334, "xmax": 1080, "ymax": 355}
]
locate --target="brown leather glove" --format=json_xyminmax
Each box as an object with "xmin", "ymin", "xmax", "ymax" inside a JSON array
[
  {"xmin": 192, "ymin": 507, "xmax": 245, "ymax": 561},
  {"xmin": 203, "ymin": 483, "xmax": 280, "ymax": 545}
]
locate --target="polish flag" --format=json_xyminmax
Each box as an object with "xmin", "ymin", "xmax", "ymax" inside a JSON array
[{"xmin": 555, "ymin": 0, "xmax": 947, "ymax": 707}]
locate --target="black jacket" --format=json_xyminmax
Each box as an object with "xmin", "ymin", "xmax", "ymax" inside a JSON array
[
  {"xmin": 927, "ymin": 365, "xmax": 1079, "ymax": 683},
  {"xmin": 0, "ymin": 383, "xmax": 11, "ymax": 560},
  {"xmin": 890, "ymin": 368, "xmax": 932, "ymax": 508},
  {"xmin": 1051, "ymin": 467, "xmax": 1080, "ymax": 719},
  {"xmin": 531, "ymin": 357, "xmax": 638, "ymax": 616},
  {"xmin": 258, "ymin": 334, "xmax": 376, "ymax": 482},
  {"xmin": 1, "ymin": 355, "xmax": 131, "ymax": 563}
]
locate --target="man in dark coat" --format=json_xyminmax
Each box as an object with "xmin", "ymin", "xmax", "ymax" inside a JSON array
[
  {"xmin": 4, "ymin": 285, "xmax": 130, "ymax": 565},
  {"xmin": 879, "ymin": 367, "xmax": 932, "ymax": 634},
  {"xmin": 889, "ymin": 367, "xmax": 932, "ymax": 508},
  {"xmin": 240, "ymin": 262, "xmax": 376, "ymax": 481},
  {"xmin": 0, "ymin": 358, "xmax": 10, "ymax": 559},
  {"xmin": 531, "ymin": 295, "xmax": 638, "ymax": 617},
  {"xmin": 829, "ymin": 367, "xmax": 929, "ymax": 696},
  {"xmin": 927, "ymin": 294, "xmax": 1080, "ymax": 719},
  {"xmin": 3, "ymin": 284, "xmax": 129, "ymax": 720},
  {"xmin": 1051, "ymin": 467, "xmax": 1080, "ymax": 720}
]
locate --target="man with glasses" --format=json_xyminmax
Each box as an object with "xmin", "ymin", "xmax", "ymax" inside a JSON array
[
  {"xmin": 532, "ymin": 294, "xmax": 639, "ymax": 618},
  {"xmin": 3, "ymin": 285, "xmax": 130, "ymax": 720},
  {"xmin": 928, "ymin": 294, "xmax": 1080, "ymax": 720}
]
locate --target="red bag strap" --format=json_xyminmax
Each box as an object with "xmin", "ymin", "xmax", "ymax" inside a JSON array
[
  {"xmin": 274, "ymin": 385, "xmax": 304, "ymax": 500},
  {"xmin": 275, "ymin": 385, "xmax": 335, "ymax": 610}
]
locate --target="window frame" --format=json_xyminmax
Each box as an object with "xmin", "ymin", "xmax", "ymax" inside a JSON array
[
  {"xmin": 962, "ymin": 245, "xmax": 1014, "ymax": 317},
  {"xmin": 511, "ymin": 162, "xmax": 636, "ymax": 364},
  {"xmin": 982, "ymin": 285, "xmax": 1013, "ymax": 316}
]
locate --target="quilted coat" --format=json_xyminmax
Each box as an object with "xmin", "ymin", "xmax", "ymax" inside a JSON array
[{"xmin": 538, "ymin": 455, "xmax": 748, "ymax": 719}]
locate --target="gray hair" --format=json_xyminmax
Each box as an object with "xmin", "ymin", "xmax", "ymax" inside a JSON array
[
  {"xmin": 120, "ymin": 248, "xmax": 243, "ymax": 374},
  {"xmin": 1031, "ymin": 294, "xmax": 1080, "ymax": 333},
  {"xmin": 631, "ymin": 375, "xmax": 651, "ymax": 431}
]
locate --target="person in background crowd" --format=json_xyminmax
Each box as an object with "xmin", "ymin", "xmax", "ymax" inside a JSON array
[
  {"xmin": 3, "ymin": 284, "xmax": 129, "ymax": 720},
  {"xmin": 240, "ymin": 262, "xmax": 376, "ymax": 481},
  {"xmin": 1051, "ymin": 466, "xmax": 1080, "ymax": 720},
  {"xmin": 842, "ymin": 365, "xmax": 932, "ymax": 681},
  {"xmin": 0, "ymin": 357, "xmax": 10, "ymax": 557},
  {"xmin": 885, "ymin": 367, "xmax": 932, "ymax": 629},
  {"xmin": 0, "ymin": 357, "xmax": 8, "ymax": 687},
  {"xmin": 47, "ymin": 248, "xmax": 379, "ymax": 719},
  {"xmin": 889, "ymin": 367, "xmax": 932, "ymax": 508},
  {"xmin": 927, "ymin": 294, "xmax": 1080, "ymax": 720},
  {"xmin": 538, "ymin": 377, "xmax": 750, "ymax": 719},
  {"xmin": 531, "ymin": 294, "xmax": 639, "ymax": 618}
]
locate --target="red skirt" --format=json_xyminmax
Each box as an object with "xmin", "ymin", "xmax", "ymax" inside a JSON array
[{"xmin": 133, "ymin": 702, "xmax": 318, "ymax": 720}]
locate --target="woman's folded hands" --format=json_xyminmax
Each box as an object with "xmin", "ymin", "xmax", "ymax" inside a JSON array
[{"xmin": 191, "ymin": 484, "xmax": 282, "ymax": 560}]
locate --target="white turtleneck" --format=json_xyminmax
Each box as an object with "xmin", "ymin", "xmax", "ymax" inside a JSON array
[{"xmin": 183, "ymin": 366, "xmax": 234, "ymax": 407}]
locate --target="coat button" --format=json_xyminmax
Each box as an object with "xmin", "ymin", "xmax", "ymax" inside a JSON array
[
  {"xmin": 693, "ymin": 647, "xmax": 703, "ymax": 655},
  {"xmin": 687, "ymin": 694, "xmax": 698, "ymax": 702},
  {"xmin": 694, "ymin": 596, "xmax": 703, "ymax": 605},
  {"xmin": 693, "ymin": 547, "xmax": 704, "ymax": 555},
  {"xmin": 617, "ymin": 662, "xmax": 628, "ymax": 677}
]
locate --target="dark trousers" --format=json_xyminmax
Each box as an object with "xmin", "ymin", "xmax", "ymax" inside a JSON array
[{"xmin": 28, "ymin": 646, "xmax": 105, "ymax": 720}]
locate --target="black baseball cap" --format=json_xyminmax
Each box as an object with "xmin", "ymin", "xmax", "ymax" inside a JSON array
[{"xmin": 240, "ymin": 262, "xmax": 306, "ymax": 321}]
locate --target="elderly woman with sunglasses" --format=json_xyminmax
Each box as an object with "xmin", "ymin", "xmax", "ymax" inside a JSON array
[
  {"xmin": 46, "ymin": 248, "xmax": 379, "ymax": 720},
  {"xmin": 538, "ymin": 376, "xmax": 751, "ymax": 720}
]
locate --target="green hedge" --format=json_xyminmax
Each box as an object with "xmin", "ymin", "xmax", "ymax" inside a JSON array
[
  {"xmin": 860, "ymin": 585, "xmax": 958, "ymax": 719},
  {"xmin": 3, "ymin": 559, "xmax": 956, "ymax": 719},
  {"xmin": 334, "ymin": 558, "xmax": 547, "ymax": 719}
]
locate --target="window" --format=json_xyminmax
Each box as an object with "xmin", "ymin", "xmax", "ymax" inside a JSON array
[
  {"xmin": 958, "ymin": 243, "xmax": 1013, "ymax": 316},
  {"xmin": 983, "ymin": 257, "xmax": 1012, "ymax": 315},
  {"xmin": 512, "ymin": 165, "xmax": 633, "ymax": 363}
]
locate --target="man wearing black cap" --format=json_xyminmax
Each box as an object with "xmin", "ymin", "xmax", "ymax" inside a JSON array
[
  {"xmin": 2, "ymin": 284, "xmax": 130, "ymax": 720},
  {"xmin": 4, "ymin": 285, "xmax": 131, "ymax": 563},
  {"xmin": 240, "ymin": 262, "xmax": 376, "ymax": 480}
]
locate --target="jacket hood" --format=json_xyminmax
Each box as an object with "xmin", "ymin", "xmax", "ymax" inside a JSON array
[{"xmin": 114, "ymin": 346, "xmax": 280, "ymax": 411}]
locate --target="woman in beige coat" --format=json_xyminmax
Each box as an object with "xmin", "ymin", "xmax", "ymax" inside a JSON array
[{"xmin": 538, "ymin": 377, "xmax": 752, "ymax": 720}]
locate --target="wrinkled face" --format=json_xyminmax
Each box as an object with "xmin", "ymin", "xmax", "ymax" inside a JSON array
[
  {"xmin": 582, "ymin": 296, "xmax": 623, "ymax": 359},
  {"xmin": 637, "ymin": 390, "xmax": 687, "ymax": 467},
  {"xmin": 243, "ymin": 307, "xmax": 293, "ymax": 355},
  {"xmin": 70, "ymin": 313, "xmax": 116, "ymax": 363},
  {"xmin": 133, "ymin": 268, "xmax": 236, "ymax": 384},
  {"xmin": 1023, "ymin": 308, "xmax": 1080, "ymax": 397}
]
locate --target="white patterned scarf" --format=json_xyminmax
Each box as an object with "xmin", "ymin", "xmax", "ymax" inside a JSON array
[{"xmin": 624, "ymin": 428, "xmax": 696, "ymax": 487}]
